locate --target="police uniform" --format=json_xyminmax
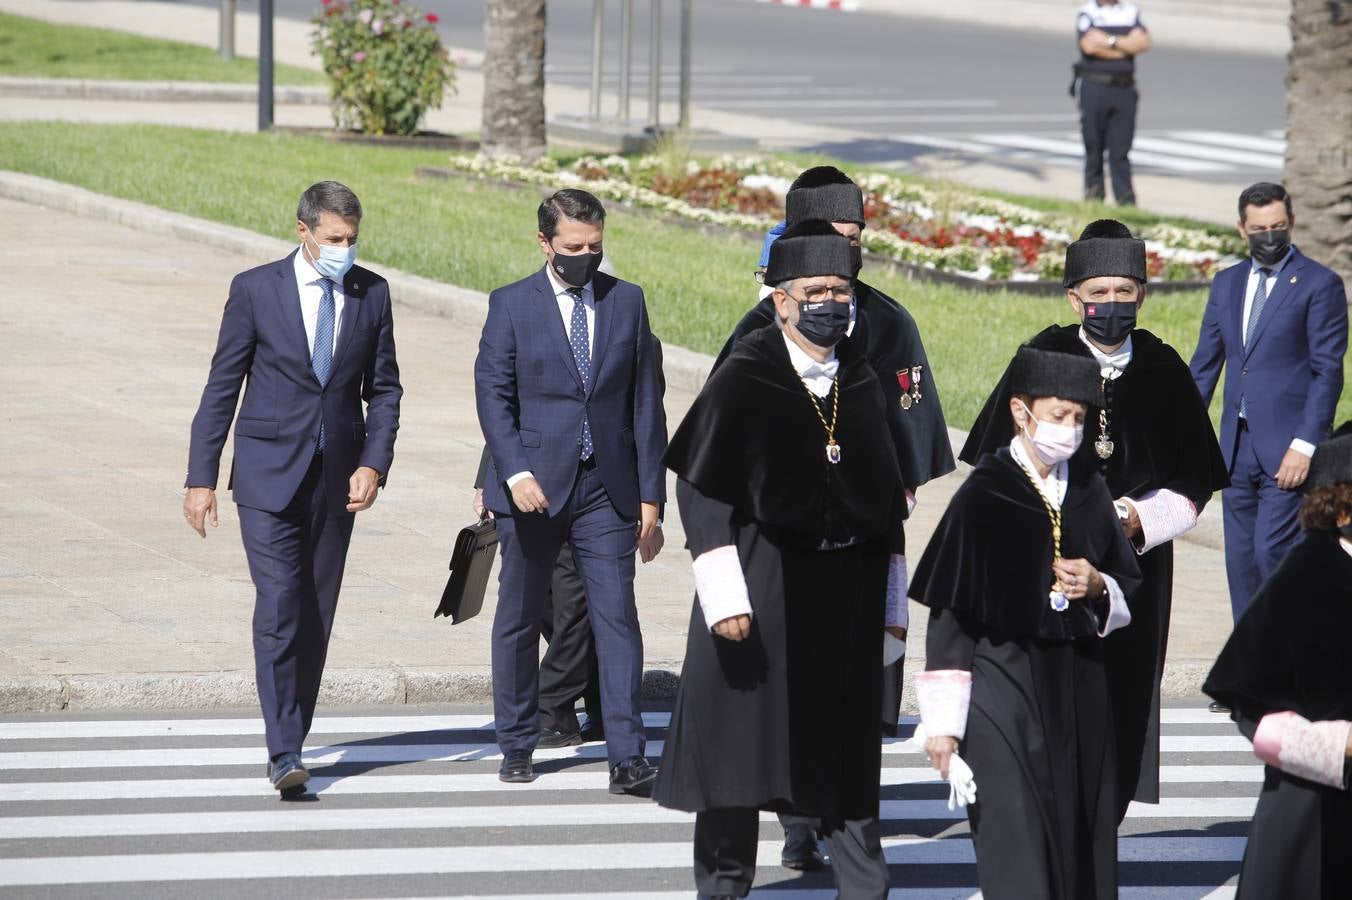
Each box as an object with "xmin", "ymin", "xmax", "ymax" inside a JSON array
[{"xmin": 1074, "ymin": 1, "xmax": 1147, "ymax": 205}]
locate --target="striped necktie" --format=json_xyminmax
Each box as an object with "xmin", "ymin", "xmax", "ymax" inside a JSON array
[{"xmin": 312, "ymin": 277, "xmax": 335, "ymax": 449}]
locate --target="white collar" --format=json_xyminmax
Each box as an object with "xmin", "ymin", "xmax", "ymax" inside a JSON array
[
  {"xmin": 294, "ymin": 245, "xmax": 333, "ymax": 287},
  {"xmin": 544, "ymin": 262, "xmax": 592, "ymax": 299},
  {"xmin": 782, "ymin": 331, "xmax": 838, "ymax": 378},
  {"xmin": 1341, "ymin": 536, "xmax": 1352, "ymax": 559},
  {"xmin": 1010, "ymin": 436, "xmax": 1069, "ymax": 509},
  {"xmin": 1078, "ymin": 327, "xmax": 1132, "ymax": 378}
]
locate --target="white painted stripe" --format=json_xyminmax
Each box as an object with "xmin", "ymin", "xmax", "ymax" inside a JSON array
[
  {"xmin": 347, "ymin": 891, "xmax": 1233, "ymax": 900},
  {"xmin": 787, "ymin": 113, "xmax": 1083, "ymax": 125},
  {"xmin": 1160, "ymin": 708, "xmax": 1241, "ymax": 725},
  {"xmin": 704, "ymin": 98, "xmax": 1000, "ymax": 109},
  {"xmin": 0, "ymin": 837, "xmax": 1245, "ymax": 885},
  {"xmin": 970, "ymin": 133, "xmax": 1236, "ymax": 173},
  {"xmin": 1166, "ymin": 130, "xmax": 1286, "ymax": 156},
  {"xmin": 1131, "ymin": 136, "xmax": 1284, "ymax": 169},
  {"xmin": 756, "ymin": 0, "xmax": 861, "ymax": 12},
  {"xmin": 0, "ymin": 794, "xmax": 1257, "ymax": 840},
  {"xmin": 0, "ymin": 764, "xmax": 1263, "ymax": 802}
]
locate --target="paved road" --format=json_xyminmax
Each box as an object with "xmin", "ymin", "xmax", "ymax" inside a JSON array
[
  {"xmin": 0, "ymin": 702, "xmax": 1254, "ymax": 898},
  {"xmin": 215, "ymin": 0, "xmax": 1286, "ymax": 180}
]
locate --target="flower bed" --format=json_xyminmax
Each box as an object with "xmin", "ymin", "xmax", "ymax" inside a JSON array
[{"xmin": 444, "ymin": 153, "xmax": 1246, "ymax": 284}]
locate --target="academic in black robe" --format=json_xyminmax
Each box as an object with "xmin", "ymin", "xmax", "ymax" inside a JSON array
[
  {"xmin": 1204, "ymin": 531, "xmax": 1352, "ymax": 900},
  {"xmin": 961, "ymin": 324, "xmax": 1228, "ymax": 811},
  {"xmin": 712, "ymin": 280, "xmax": 955, "ymax": 493},
  {"xmin": 913, "ymin": 448, "xmax": 1142, "ymax": 900},
  {"xmin": 654, "ymin": 325, "xmax": 905, "ymax": 821}
]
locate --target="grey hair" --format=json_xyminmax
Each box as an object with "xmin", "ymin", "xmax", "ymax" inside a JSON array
[
  {"xmin": 297, "ymin": 181, "xmax": 363, "ymax": 228},
  {"xmin": 772, "ymin": 279, "xmax": 797, "ymax": 329}
]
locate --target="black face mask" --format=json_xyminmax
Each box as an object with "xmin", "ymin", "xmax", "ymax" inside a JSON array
[
  {"xmin": 848, "ymin": 245, "xmax": 863, "ymax": 279},
  {"xmin": 551, "ymin": 248, "xmax": 604, "ymax": 287},
  {"xmin": 1247, "ymin": 229, "xmax": 1290, "ymax": 267},
  {"xmin": 794, "ymin": 299, "xmax": 851, "ymax": 348},
  {"xmin": 1081, "ymin": 298, "xmax": 1138, "ymax": 346}
]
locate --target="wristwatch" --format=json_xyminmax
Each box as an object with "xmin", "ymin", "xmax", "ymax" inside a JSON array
[{"xmin": 1107, "ymin": 34, "xmax": 1118, "ymax": 48}]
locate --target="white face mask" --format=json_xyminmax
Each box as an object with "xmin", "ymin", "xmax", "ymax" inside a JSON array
[{"xmin": 1018, "ymin": 400, "xmax": 1083, "ymax": 465}]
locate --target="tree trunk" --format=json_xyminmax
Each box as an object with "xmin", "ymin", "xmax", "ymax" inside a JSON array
[
  {"xmin": 1285, "ymin": 0, "xmax": 1352, "ymax": 285},
  {"xmin": 482, "ymin": 0, "xmax": 547, "ymax": 162}
]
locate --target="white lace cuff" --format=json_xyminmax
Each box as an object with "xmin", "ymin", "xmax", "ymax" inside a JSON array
[
  {"xmin": 1253, "ymin": 711, "xmax": 1351, "ymax": 789},
  {"xmin": 886, "ymin": 554, "xmax": 908, "ymax": 629},
  {"xmin": 1127, "ymin": 489, "xmax": 1198, "ymax": 554},
  {"xmin": 1096, "ymin": 573, "xmax": 1132, "ymax": 637},
  {"xmin": 916, "ymin": 669, "xmax": 971, "ymax": 740},
  {"xmin": 692, "ymin": 545, "xmax": 752, "ymax": 633}
]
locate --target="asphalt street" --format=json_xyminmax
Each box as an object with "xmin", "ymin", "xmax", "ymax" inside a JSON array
[
  {"xmin": 201, "ymin": 0, "xmax": 1288, "ymax": 180},
  {"xmin": 0, "ymin": 701, "xmax": 1255, "ymax": 898}
]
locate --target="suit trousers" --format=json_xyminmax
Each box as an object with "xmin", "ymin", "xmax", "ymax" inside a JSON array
[
  {"xmin": 1222, "ymin": 425, "xmax": 1303, "ymax": 622},
  {"xmin": 238, "ymin": 453, "xmax": 355, "ymax": 759},
  {"xmin": 694, "ymin": 808, "xmax": 888, "ymax": 899},
  {"xmin": 492, "ymin": 461, "xmax": 644, "ymax": 768},
  {"xmin": 538, "ymin": 542, "xmax": 602, "ymax": 734},
  {"xmin": 1079, "ymin": 80, "xmax": 1138, "ymax": 205}
]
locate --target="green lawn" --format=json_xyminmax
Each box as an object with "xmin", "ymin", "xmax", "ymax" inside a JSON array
[
  {"xmin": 0, "ymin": 12, "xmax": 325, "ymax": 85},
  {"xmin": 1, "ymin": 121, "xmax": 1346, "ymax": 430}
]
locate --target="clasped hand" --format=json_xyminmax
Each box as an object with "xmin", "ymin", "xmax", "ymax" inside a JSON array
[{"xmin": 1051, "ymin": 558, "xmax": 1104, "ymax": 601}]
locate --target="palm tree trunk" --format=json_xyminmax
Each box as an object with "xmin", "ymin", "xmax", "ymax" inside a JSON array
[
  {"xmin": 1285, "ymin": 0, "xmax": 1352, "ymax": 285},
  {"xmin": 482, "ymin": 0, "xmax": 547, "ymax": 162}
]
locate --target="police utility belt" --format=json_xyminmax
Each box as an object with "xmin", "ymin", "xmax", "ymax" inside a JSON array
[{"xmin": 1069, "ymin": 63, "xmax": 1134, "ymax": 96}]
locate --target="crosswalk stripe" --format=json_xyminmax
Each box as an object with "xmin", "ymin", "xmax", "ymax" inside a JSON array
[
  {"xmin": 347, "ymin": 892, "xmax": 1237, "ymax": 900},
  {"xmin": 969, "ymin": 133, "xmax": 1237, "ymax": 173},
  {"xmin": 0, "ymin": 837, "xmax": 1245, "ymax": 886},
  {"xmin": 1130, "ymin": 135, "xmax": 1284, "ymax": 169},
  {"xmin": 1166, "ymin": 129, "xmax": 1287, "ymax": 156},
  {"xmin": 0, "ymin": 733, "xmax": 1250, "ymax": 769}
]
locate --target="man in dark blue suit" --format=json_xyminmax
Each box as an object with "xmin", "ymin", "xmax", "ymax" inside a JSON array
[
  {"xmin": 184, "ymin": 181, "xmax": 402, "ymax": 793},
  {"xmin": 1190, "ymin": 182, "xmax": 1347, "ymax": 642},
  {"xmin": 475, "ymin": 189, "xmax": 666, "ymax": 794}
]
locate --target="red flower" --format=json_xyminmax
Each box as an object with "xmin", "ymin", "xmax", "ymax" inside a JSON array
[
  {"xmin": 426, "ymin": 12, "xmax": 439, "ymax": 23},
  {"xmin": 322, "ymin": 0, "xmax": 332, "ymax": 4}
]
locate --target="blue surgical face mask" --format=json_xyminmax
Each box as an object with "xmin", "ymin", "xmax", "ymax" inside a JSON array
[{"xmin": 306, "ymin": 234, "xmax": 357, "ymax": 281}]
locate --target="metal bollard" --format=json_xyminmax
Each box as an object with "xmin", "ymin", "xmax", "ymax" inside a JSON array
[
  {"xmin": 589, "ymin": 0, "xmax": 605, "ymax": 121},
  {"xmin": 219, "ymin": 0, "xmax": 236, "ymax": 62},
  {"xmin": 648, "ymin": 0, "xmax": 662, "ymax": 128}
]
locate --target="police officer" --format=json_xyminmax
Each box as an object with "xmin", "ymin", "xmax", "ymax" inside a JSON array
[{"xmin": 1073, "ymin": 1, "xmax": 1152, "ymax": 205}]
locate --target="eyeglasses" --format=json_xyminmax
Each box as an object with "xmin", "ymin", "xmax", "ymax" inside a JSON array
[{"xmin": 790, "ymin": 284, "xmax": 854, "ymax": 303}]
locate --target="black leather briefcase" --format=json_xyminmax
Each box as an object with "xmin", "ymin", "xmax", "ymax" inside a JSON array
[{"xmin": 435, "ymin": 516, "xmax": 499, "ymax": 623}]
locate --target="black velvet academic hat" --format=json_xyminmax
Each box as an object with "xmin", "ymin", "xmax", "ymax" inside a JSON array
[
  {"xmin": 1006, "ymin": 346, "xmax": 1104, "ymax": 407},
  {"xmin": 1304, "ymin": 421, "xmax": 1352, "ymax": 492},
  {"xmin": 763, "ymin": 219, "xmax": 855, "ymax": 285},
  {"xmin": 1063, "ymin": 218, "xmax": 1147, "ymax": 287},
  {"xmin": 785, "ymin": 166, "xmax": 866, "ymax": 228}
]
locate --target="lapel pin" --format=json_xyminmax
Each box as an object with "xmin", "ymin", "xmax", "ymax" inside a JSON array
[{"xmin": 1290, "ymin": 276, "xmax": 1297, "ymax": 284}]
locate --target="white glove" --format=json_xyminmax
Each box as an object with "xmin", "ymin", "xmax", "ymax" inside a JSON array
[
  {"xmin": 946, "ymin": 751, "xmax": 978, "ymax": 810},
  {"xmin": 883, "ymin": 631, "xmax": 906, "ymax": 666}
]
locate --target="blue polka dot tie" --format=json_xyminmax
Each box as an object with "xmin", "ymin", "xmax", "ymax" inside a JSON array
[
  {"xmin": 312, "ymin": 277, "xmax": 336, "ymax": 450},
  {"xmin": 567, "ymin": 287, "xmax": 593, "ymax": 461}
]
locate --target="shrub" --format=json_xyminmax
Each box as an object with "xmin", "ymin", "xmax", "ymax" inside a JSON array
[{"xmin": 311, "ymin": 0, "xmax": 456, "ymax": 136}]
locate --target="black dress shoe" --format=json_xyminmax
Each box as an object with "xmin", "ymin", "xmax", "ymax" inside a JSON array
[
  {"xmin": 697, "ymin": 895, "xmax": 737, "ymax": 900},
  {"xmin": 579, "ymin": 717, "xmax": 605, "ymax": 742},
  {"xmin": 1209, "ymin": 700, "xmax": 1232, "ymax": 714},
  {"xmin": 499, "ymin": 749, "xmax": 535, "ymax": 783},
  {"xmin": 536, "ymin": 726, "xmax": 583, "ymax": 749},
  {"xmin": 780, "ymin": 822, "xmax": 825, "ymax": 870},
  {"xmin": 267, "ymin": 752, "xmax": 310, "ymax": 792},
  {"xmin": 609, "ymin": 756, "xmax": 658, "ymax": 796}
]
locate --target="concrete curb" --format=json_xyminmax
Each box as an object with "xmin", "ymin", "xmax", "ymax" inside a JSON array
[
  {"xmin": 0, "ymin": 75, "xmax": 329, "ymax": 105},
  {"xmin": 0, "ymin": 173, "xmax": 1220, "ymax": 712}
]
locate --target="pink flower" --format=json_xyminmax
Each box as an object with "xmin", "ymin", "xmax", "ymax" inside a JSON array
[
  {"xmin": 426, "ymin": 12, "xmax": 439, "ymax": 23},
  {"xmin": 353, "ymin": 50, "xmax": 366, "ymax": 62},
  {"xmin": 359, "ymin": 7, "xmax": 373, "ymax": 24},
  {"xmin": 372, "ymin": 18, "xmax": 384, "ymax": 34}
]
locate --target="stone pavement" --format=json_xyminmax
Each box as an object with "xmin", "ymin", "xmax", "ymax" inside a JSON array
[
  {"xmin": 0, "ymin": 0, "xmax": 1254, "ymax": 226},
  {"xmin": 0, "ymin": 182, "xmax": 1234, "ymax": 713}
]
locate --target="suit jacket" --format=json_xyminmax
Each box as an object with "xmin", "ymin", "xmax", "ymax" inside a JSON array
[
  {"xmin": 1190, "ymin": 247, "xmax": 1347, "ymax": 475},
  {"xmin": 474, "ymin": 268, "xmax": 667, "ymax": 518},
  {"xmin": 187, "ymin": 250, "xmax": 403, "ymax": 513}
]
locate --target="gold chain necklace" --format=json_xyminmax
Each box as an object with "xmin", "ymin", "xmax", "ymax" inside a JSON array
[
  {"xmin": 800, "ymin": 374, "xmax": 842, "ymax": 464},
  {"xmin": 1015, "ymin": 454, "xmax": 1069, "ymax": 612},
  {"xmin": 1094, "ymin": 376, "xmax": 1114, "ymax": 459}
]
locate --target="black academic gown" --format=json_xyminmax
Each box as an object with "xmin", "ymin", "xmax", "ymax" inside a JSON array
[
  {"xmin": 961, "ymin": 324, "xmax": 1228, "ymax": 810},
  {"xmin": 713, "ymin": 280, "xmax": 955, "ymax": 493},
  {"xmin": 1204, "ymin": 532, "xmax": 1352, "ymax": 900},
  {"xmin": 654, "ymin": 325, "xmax": 906, "ymax": 821},
  {"xmin": 912, "ymin": 448, "xmax": 1142, "ymax": 900}
]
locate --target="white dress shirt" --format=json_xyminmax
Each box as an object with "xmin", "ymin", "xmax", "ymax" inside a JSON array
[
  {"xmin": 293, "ymin": 247, "xmax": 346, "ymax": 355},
  {"xmin": 1342, "ymin": 536, "xmax": 1352, "ymax": 560},
  {"xmin": 782, "ymin": 331, "xmax": 838, "ymax": 397},
  {"xmin": 1239, "ymin": 252, "xmax": 1314, "ymax": 458},
  {"xmin": 506, "ymin": 266, "xmax": 599, "ymax": 489}
]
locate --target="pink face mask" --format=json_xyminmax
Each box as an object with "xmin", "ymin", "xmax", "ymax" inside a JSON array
[{"xmin": 1018, "ymin": 400, "xmax": 1083, "ymax": 465}]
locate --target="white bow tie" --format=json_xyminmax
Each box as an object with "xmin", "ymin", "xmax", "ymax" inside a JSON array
[{"xmin": 802, "ymin": 359, "xmax": 839, "ymax": 380}]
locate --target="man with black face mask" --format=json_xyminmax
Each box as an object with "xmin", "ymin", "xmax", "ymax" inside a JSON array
[
  {"xmin": 474, "ymin": 188, "xmax": 667, "ymax": 796},
  {"xmin": 1190, "ymin": 182, "xmax": 1348, "ymax": 636},
  {"xmin": 656, "ymin": 221, "xmax": 906, "ymax": 900},
  {"xmin": 963, "ymin": 219, "xmax": 1229, "ymax": 822}
]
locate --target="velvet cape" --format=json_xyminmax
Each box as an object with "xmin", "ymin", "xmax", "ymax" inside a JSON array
[
  {"xmin": 711, "ymin": 280, "xmax": 955, "ymax": 493},
  {"xmin": 959, "ymin": 323, "xmax": 1229, "ymax": 808}
]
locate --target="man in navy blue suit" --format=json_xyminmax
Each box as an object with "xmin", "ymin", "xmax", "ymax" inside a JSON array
[
  {"xmin": 475, "ymin": 189, "xmax": 666, "ymax": 794},
  {"xmin": 184, "ymin": 181, "xmax": 402, "ymax": 793},
  {"xmin": 1190, "ymin": 183, "xmax": 1347, "ymax": 649}
]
